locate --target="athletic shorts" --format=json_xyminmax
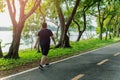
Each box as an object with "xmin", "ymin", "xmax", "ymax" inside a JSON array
[{"xmin": 40, "ymin": 43, "xmax": 50, "ymax": 56}]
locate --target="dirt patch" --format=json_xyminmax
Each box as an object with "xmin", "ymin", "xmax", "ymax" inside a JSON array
[{"xmin": 0, "ymin": 60, "xmax": 39, "ymax": 78}]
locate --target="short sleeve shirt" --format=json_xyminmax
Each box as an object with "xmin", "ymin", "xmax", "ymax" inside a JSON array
[{"xmin": 38, "ymin": 29, "xmax": 53, "ymax": 45}]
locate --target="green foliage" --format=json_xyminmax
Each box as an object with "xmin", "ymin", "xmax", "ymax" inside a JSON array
[
  {"xmin": 0, "ymin": 49, "xmax": 40, "ymax": 70},
  {"xmin": 25, "ymin": 0, "xmax": 37, "ymax": 14},
  {"xmin": 0, "ymin": 0, "xmax": 6, "ymax": 12},
  {"xmin": 39, "ymin": 0, "xmax": 57, "ymax": 19},
  {"xmin": 0, "ymin": 37, "xmax": 119, "ymax": 71}
]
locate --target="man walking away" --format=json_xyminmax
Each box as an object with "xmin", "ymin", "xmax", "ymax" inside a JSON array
[{"xmin": 34, "ymin": 22, "xmax": 56, "ymax": 69}]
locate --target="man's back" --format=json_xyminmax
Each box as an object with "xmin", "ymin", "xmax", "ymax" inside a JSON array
[{"xmin": 38, "ymin": 29, "xmax": 53, "ymax": 44}]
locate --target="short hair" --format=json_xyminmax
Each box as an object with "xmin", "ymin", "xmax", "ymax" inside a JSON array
[{"xmin": 42, "ymin": 22, "xmax": 47, "ymax": 28}]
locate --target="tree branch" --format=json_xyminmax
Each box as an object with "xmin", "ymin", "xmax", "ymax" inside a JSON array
[
  {"xmin": 66, "ymin": 0, "xmax": 80, "ymax": 29},
  {"xmin": 12, "ymin": 0, "xmax": 16, "ymax": 17},
  {"xmin": 24, "ymin": 0, "xmax": 41, "ymax": 21},
  {"xmin": 6, "ymin": 0, "xmax": 17, "ymax": 26},
  {"xmin": 55, "ymin": 0, "xmax": 65, "ymax": 30},
  {"xmin": 19, "ymin": 0, "xmax": 27, "ymax": 23},
  {"xmin": 39, "ymin": 5, "xmax": 45, "ymax": 22}
]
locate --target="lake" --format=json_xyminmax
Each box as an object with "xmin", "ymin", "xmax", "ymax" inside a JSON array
[
  {"xmin": 0, "ymin": 31, "xmax": 97, "ymax": 52},
  {"xmin": 0, "ymin": 31, "xmax": 34, "ymax": 52}
]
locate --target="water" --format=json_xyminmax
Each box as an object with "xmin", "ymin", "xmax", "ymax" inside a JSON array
[
  {"xmin": 0, "ymin": 31, "xmax": 97, "ymax": 52},
  {"xmin": 70, "ymin": 31, "xmax": 97, "ymax": 41},
  {"xmin": 0, "ymin": 31, "xmax": 12, "ymax": 52},
  {"xmin": 0, "ymin": 31, "xmax": 33, "ymax": 52}
]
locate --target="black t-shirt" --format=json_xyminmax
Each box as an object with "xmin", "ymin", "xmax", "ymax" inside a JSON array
[{"xmin": 38, "ymin": 29, "xmax": 53, "ymax": 45}]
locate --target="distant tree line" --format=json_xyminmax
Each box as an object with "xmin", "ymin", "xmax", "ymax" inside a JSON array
[{"xmin": 0, "ymin": 27, "xmax": 10, "ymax": 31}]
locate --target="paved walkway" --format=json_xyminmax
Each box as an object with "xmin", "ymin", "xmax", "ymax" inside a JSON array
[{"xmin": 1, "ymin": 42, "xmax": 120, "ymax": 80}]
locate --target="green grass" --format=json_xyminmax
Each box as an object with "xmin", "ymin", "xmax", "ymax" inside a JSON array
[{"xmin": 0, "ymin": 38, "xmax": 120, "ymax": 70}]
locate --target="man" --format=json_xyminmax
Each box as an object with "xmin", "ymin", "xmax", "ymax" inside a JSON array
[{"xmin": 34, "ymin": 22, "xmax": 56, "ymax": 69}]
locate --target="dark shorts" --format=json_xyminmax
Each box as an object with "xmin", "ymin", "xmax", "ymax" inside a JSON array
[{"xmin": 40, "ymin": 43, "xmax": 50, "ymax": 56}]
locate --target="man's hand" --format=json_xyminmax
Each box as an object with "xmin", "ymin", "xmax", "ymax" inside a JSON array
[
  {"xmin": 34, "ymin": 45, "xmax": 37, "ymax": 49},
  {"xmin": 34, "ymin": 36, "xmax": 39, "ymax": 49}
]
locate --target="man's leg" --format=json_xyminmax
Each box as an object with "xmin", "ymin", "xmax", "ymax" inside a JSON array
[
  {"xmin": 39, "ymin": 44, "xmax": 49, "ymax": 67},
  {"xmin": 40, "ymin": 55, "xmax": 47, "ymax": 65}
]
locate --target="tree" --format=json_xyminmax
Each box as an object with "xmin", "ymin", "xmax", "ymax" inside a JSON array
[
  {"xmin": 97, "ymin": 0, "xmax": 113, "ymax": 40},
  {"xmin": 55, "ymin": 0, "xmax": 80, "ymax": 48},
  {"xmin": 96, "ymin": 0, "xmax": 120, "ymax": 40},
  {"xmin": 73, "ymin": 0, "xmax": 98, "ymax": 41},
  {"xmin": 4, "ymin": 0, "xmax": 41, "ymax": 58},
  {"xmin": 110, "ymin": 0, "xmax": 120, "ymax": 38},
  {"xmin": 104, "ymin": 0, "xmax": 117, "ymax": 39}
]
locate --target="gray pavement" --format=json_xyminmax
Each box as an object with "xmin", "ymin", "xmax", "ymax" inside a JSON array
[{"xmin": 1, "ymin": 42, "xmax": 120, "ymax": 80}]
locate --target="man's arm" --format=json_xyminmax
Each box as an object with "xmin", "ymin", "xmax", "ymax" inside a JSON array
[
  {"xmin": 51, "ymin": 35, "xmax": 56, "ymax": 46},
  {"xmin": 34, "ymin": 36, "xmax": 40, "ymax": 49}
]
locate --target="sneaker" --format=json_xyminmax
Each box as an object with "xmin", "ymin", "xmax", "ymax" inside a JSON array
[
  {"xmin": 39, "ymin": 65, "xmax": 44, "ymax": 69},
  {"xmin": 45, "ymin": 63, "xmax": 49, "ymax": 66}
]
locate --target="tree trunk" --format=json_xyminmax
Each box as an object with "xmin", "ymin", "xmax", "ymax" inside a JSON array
[
  {"xmin": 98, "ymin": 1, "xmax": 103, "ymax": 40},
  {"xmin": 56, "ymin": 25, "xmax": 60, "ymax": 40},
  {"xmin": 73, "ymin": 19, "xmax": 83, "ymax": 42},
  {"xmin": 55, "ymin": 19, "xmax": 71, "ymax": 48},
  {"xmin": 109, "ymin": 27, "xmax": 112, "ymax": 39},
  {"xmin": 55, "ymin": 14, "xmax": 71, "ymax": 48},
  {"xmin": 109, "ymin": 33, "xmax": 112, "ymax": 39},
  {"xmin": 73, "ymin": 19, "xmax": 81, "ymax": 42},
  {"xmin": 105, "ymin": 31, "xmax": 108, "ymax": 40},
  {"xmin": 77, "ymin": 31, "xmax": 84, "ymax": 41},
  {"xmin": 74, "ymin": 8, "xmax": 86, "ymax": 42},
  {"xmin": 113, "ymin": 25, "xmax": 117, "ymax": 37},
  {"xmin": 4, "ymin": 25, "xmax": 23, "ymax": 59},
  {"xmin": 56, "ymin": 29, "xmax": 70, "ymax": 48},
  {"xmin": 55, "ymin": 0, "xmax": 70, "ymax": 48},
  {"xmin": 55, "ymin": 0, "xmax": 80, "ymax": 48},
  {"xmin": 117, "ymin": 28, "xmax": 120, "ymax": 37},
  {"xmin": 116, "ymin": 17, "xmax": 119, "ymax": 37},
  {"xmin": 0, "ymin": 42, "xmax": 3, "ymax": 58}
]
